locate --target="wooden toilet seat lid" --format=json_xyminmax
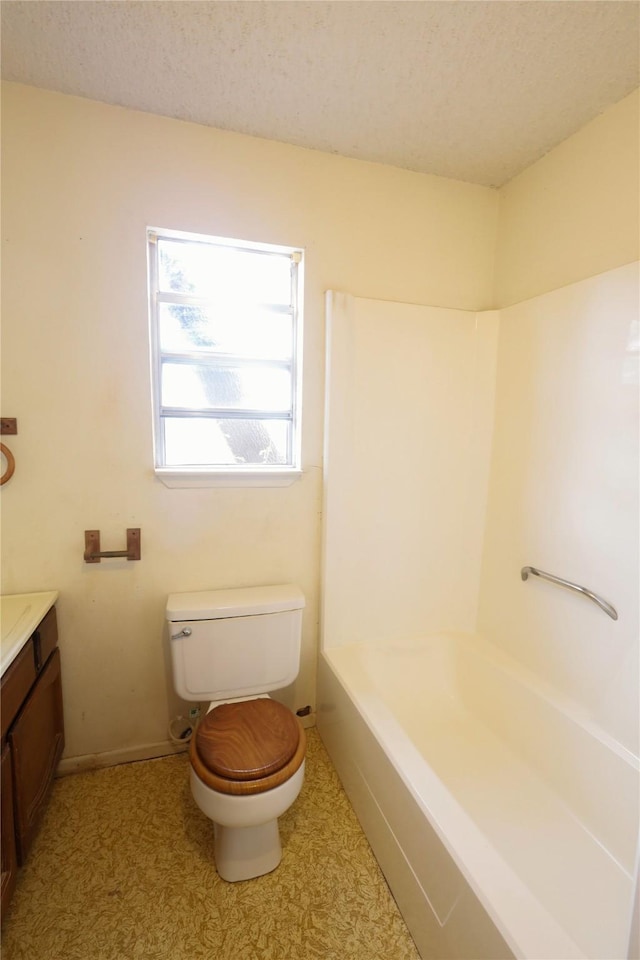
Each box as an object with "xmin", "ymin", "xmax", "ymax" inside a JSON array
[{"xmin": 194, "ymin": 699, "xmax": 301, "ymax": 781}]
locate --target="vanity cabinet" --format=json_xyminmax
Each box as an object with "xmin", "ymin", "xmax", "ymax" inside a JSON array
[
  {"xmin": 1, "ymin": 745, "xmax": 17, "ymax": 914},
  {"xmin": 1, "ymin": 606, "xmax": 64, "ymax": 918}
]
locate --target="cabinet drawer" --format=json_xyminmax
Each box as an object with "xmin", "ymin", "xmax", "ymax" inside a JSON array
[
  {"xmin": 33, "ymin": 606, "xmax": 58, "ymax": 671},
  {"xmin": 1, "ymin": 641, "xmax": 36, "ymax": 743}
]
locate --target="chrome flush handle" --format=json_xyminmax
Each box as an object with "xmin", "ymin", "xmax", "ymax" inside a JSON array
[{"xmin": 170, "ymin": 627, "xmax": 192, "ymax": 640}]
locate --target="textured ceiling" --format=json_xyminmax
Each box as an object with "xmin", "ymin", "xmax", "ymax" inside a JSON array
[{"xmin": 2, "ymin": 1, "xmax": 639, "ymax": 187}]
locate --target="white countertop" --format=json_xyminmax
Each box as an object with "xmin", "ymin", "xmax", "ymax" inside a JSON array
[{"xmin": 1, "ymin": 591, "xmax": 59, "ymax": 677}]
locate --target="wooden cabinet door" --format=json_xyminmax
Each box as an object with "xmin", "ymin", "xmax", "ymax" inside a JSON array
[
  {"xmin": 1, "ymin": 744, "xmax": 18, "ymax": 919},
  {"xmin": 9, "ymin": 649, "xmax": 65, "ymax": 864},
  {"xmin": 1, "ymin": 641, "xmax": 37, "ymax": 743}
]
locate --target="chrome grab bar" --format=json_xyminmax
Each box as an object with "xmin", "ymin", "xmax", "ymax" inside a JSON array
[{"xmin": 521, "ymin": 566, "xmax": 618, "ymax": 621}]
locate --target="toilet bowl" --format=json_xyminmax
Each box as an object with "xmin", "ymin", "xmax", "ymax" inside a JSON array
[
  {"xmin": 189, "ymin": 696, "xmax": 306, "ymax": 881},
  {"xmin": 166, "ymin": 584, "xmax": 306, "ymax": 882}
]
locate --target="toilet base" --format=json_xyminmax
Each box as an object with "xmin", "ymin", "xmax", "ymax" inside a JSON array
[
  {"xmin": 189, "ymin": 760, "xmax": 305, "ymax": 883},
  {"xmin": 214, "ymin": 820, "xmax": 281, "ymax": 882}
]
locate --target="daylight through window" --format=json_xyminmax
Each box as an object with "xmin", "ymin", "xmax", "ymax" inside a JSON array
[{"xmin": 148, "ymin": 228, "xmax": 303, "ymax": 480}]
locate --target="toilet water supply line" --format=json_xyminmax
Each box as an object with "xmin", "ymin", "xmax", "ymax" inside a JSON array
[{"xmin": 169, "ymin": 716, "xmax": 195, "ymax": 745}]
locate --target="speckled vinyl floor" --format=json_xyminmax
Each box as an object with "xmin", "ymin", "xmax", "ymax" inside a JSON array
[{"xmin": 2, "ymin": 728, "xmax": 420, "ymax": 959}]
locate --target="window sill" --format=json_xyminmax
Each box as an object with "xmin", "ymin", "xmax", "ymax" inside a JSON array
[{"xmin": 154, "ymin": 467, "xmax": 303, "ymax": 488}]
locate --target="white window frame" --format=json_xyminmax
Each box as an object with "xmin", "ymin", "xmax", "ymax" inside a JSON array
[{"xmin": 147, "ymin": 227, "xmax": 303, "ymax": 488}]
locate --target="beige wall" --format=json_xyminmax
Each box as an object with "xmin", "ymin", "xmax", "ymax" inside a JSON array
[
  {"xmin": 0, "ymin": 82, "xmax": 498, "ymax": 760},
  {"xmin": 495, "ymin": 88, "xmax": 640, "ymax": 307}
]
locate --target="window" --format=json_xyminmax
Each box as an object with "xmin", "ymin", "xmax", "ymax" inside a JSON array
[{"xmin": 148, "ymin": 228, "xmax": 303, "ymax": 486}]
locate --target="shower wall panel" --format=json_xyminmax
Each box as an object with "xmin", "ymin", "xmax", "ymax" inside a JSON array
[
  {"xmin": 322, "ymin": 292, "xmax": 498, "ymax": 649},
  {"xmin": 477, "ymin": 262, "xmax": 640, "ymax": 755}
]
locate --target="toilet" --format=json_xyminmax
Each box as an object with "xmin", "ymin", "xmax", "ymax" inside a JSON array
[{"xmin": 166, "ymin": 584, "xmax": 306, "ymax": 882}]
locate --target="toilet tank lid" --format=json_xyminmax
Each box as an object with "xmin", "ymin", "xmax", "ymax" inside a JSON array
[{"xmin": 166, "ymin": 584, "xmax": 305, "ymax": 621}]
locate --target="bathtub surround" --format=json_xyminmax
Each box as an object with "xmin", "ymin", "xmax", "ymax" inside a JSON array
[{"xmin": 324, "ymin": 261, "xmax": 639, "ymax": 754}]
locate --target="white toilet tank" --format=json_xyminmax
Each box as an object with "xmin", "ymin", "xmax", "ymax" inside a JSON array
[{"xmin": 166, "ymin": 584, "xmax": 305, "ymax": 702}]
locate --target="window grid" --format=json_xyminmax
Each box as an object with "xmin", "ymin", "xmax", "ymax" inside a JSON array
[{"xmin": 148, "ymin": 228, "xmax": 303, "ymax": 473}]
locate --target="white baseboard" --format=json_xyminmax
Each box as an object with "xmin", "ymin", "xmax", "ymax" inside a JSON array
[{"xmin": 56, "ymin": 739, "xmax": 189, "ymax": 776}]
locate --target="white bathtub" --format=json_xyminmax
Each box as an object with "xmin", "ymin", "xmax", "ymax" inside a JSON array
[{"xmin": 317, "ymin": 633, "xmax": 639, "ymax": 960}]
